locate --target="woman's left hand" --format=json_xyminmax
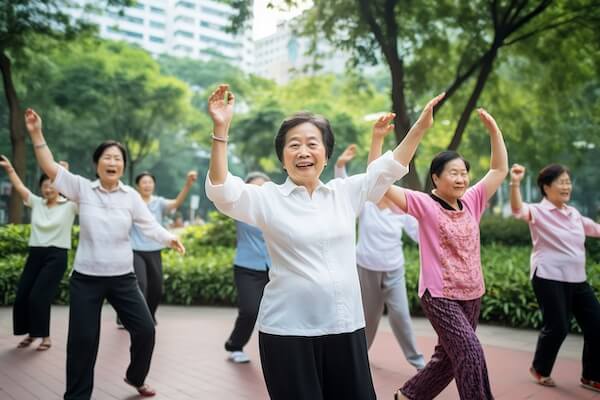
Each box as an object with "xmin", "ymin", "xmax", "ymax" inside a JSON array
[
  {"xmin": 169, "ymin": 238, "xmax": 186, "ymax": 255},
  {"xmin": 477, "ymin": 108, "xmax": 501, "ymax": 135}
]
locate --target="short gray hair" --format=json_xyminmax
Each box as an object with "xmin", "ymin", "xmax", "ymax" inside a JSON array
[{"xmin": 244, "ymin": 171, "xmax": 271, "ymax": 184}]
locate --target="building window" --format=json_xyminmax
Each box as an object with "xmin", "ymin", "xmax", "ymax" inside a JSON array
[
  {"xmin": 174, "ymin": 44, "xmax": 193, "ymax": 53},
  {"xmin": 150, "ymin": 21, "xmax": 165, "ymax": 29},
  {"xmin": 176, "ymin": 1, "xmax": 195, "ymax": 9},
  {"xmin": 131, "ymin": 2, "xmax": 144, "ymax": 10},
  {"xmin": 174, "ymin": 30, "xmax": 194, "ymax": 39},
  {"xmin": 125, "ymin": 15, "xmax": 144, "ymax": 24},
  {"xmin": 199, "ymin": 20, "xmax": 226, "ymax": 32},
  {"xmin": 175, "ymin": 15, "xmax": 195, "ymax": 24},
  {"xmin": 122, "ymin": 30, "xmax": 143, "ymax": 39},
  {"xmin": 150, "ymin": 36, "xmax": 165, "ymax": 43},
  {"xmin": 199, "ymin": 35, "xmax": 238, "ymax": 49},
  {"xmin": 150, "ymin": 6, "xmax": 165, "ymax": 14},
  {"xmin": 200, "ymin": 6, "xmax": 229, "ymax": 18}
]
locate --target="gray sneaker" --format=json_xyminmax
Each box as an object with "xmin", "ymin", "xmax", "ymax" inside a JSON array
[{"xmin": 228, "ymin": 351, "xmax": 250, "ymax": 363}]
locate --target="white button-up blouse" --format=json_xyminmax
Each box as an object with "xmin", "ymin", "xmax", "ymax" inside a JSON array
[{"xmin": 206, "ymin": 151, "xmax": 408, "ymax": 336}]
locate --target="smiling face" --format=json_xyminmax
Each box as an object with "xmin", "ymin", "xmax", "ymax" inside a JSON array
[
  {"xmin": 282, "ymin": 122, "xmax": 327, "ymax": 188},
  {"xmin": 40, "ymin": 178, "xmax": 59, "ymax": 203},
  {"xmin": 544, "ymin": 172, "xmax": 572, "ymax": 206},
  {"xmin": 136, "ymin": 175, "xmax": 156, "ymax": 197},
  {"xmin": 432, "ymin": 158, "xmax": 470, "ymax": 201},
  {"xmin": 96, "ymin": 145, "xmax": 125, "ymax": 187}
]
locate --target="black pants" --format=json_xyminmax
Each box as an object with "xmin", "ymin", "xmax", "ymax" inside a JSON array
[
  {"xmin": 13, "ymin": 246, "xmax": 68, "ymax": 337},
  {"xmin": 532, "ymin": 273, "xmax": 600, "ymax": 381},
  {"xmin": 259, "ymin": 328, "xmax": 377, "ymax": 400},
  {"xmin": 225, "ymin": 266, "xmax": 269, "ymax": 352},
  {"xmin": 64, "ymin": 271, "xmax": 155, "ymax": 400},
  {"xmin": 133, "ymin": 250, "xmax": 163, "ymax": 321}
]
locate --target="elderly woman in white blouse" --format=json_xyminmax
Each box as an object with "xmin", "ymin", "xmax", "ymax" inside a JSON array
[
  {"xmin": 24, "ymin": 108, "xmax": 185, "ymax": 400},
  {"xmin": 205, "ymin": 83, "xmax": 444, "ymax": 400}
]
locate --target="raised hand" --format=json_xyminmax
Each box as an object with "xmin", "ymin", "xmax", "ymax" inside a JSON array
[
  {"xmin": 208, "ymin": 84, "xmax": 235, "ymax": 128},
  {"xmin": 373, "ymin": 113, "xmax": 396, "ymax": 139},
  {"xmin": 0, "ymin": 155, "xmax": 12, "ymax": 171},
  {"xmin": 414, "ymin": 93, "xmax": 445, "ymax": 131},
  {"xmin": 477, "ymin": 108, "xmax": 501, "ymax": 135},
  {"xmin": 510, "ymin": 164, "xmax": 526, "ymax": 183},
  {"xmin": 186, "ymin": 170, "xmax": 198, "ymax": 185},
  {"xmin": 336, "ymin": 144, "xmax": 357, "ymax": 167},
  {"xmin": 24, "ymin": 109, "xmax": 42, "ymax": 135}
]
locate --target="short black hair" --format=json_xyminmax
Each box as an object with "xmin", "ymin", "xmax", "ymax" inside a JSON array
[
  {"xmin": 135, "ymin": 171, "xmax": 156, "ymax": 185},
  {"xmin": 274, "ymin": 112, "xmax": 335, "ymax": 163},
  {"xmin": 537, "ymin": 164, "xmax": 570, "ymax": 197},
  {"xmin": 428, "ymin": 150, "xmax": 470, "ymax": 188},
  {"xmin": 38, "ymin": 173, "xmax": 51, "ymax": 188},
  {"xmin": 92, "ymin": 140, "xmax": 127, "ymax": 168}
]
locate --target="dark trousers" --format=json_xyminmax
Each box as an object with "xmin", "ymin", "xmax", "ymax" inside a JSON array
[
  {"xmin": 133, "ymin": 250, "xmax": 163, "ymax": 321},
  {"xmin": 532, "ymin": 273, "xmax": 600, "ymax": 381},
  {"xmin": 64, "ymin": 271, "xmax": 155, "ymax": 400},
  {"xmin": 259, "ymin": 328, "xmax": 377, "ymax": 400},
  {"xmin": 13, "ymin": 246, "xmax": 68, "ymax": 337},
  {"xmin": 225, "ymin": 266, "xmax": 269, "ymax": 352},
  {"xmin": 400, "ymin": 291, "xmax": 493, "ymax": 400}
]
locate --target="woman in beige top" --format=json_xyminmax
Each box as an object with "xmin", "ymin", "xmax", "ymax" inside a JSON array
[{"xmin": 1, "ymin": 156, "xmax": 76, "ymax": 352}]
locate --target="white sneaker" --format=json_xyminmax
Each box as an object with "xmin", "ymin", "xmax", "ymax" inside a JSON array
[{"xmin": 228, "ymin": 351, "xmax": 250, "ymax": 363}]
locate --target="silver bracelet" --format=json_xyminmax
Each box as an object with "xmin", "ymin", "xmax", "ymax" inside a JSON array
[
  {"xmin": 34, "ymin": 142, "xmax": 47, "ymax": 149},
  {"xmin": 211, "ymin": 135, "xmax": 228, "ymax": 143}
]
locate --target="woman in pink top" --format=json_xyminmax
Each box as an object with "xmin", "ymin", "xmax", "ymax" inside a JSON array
[
  {"xmin": 382, "ymin": 109, "xmax": 508, "ymax": 400},
  {"xmin": 510, "ymin": 163, "xmax": 600, "ymax": 393}
]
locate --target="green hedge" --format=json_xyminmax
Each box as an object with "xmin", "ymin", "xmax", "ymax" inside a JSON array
[{"xmin": 1, "ymin": 216, "xmax": 599, "ymax": 332}]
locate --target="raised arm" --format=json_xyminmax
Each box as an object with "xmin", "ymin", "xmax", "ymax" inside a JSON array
[
  {"xmin": 207, "ymin": 84, "xmax": 235, "ymax": 185},
  {"xmin": 380, "ymin": 94, "xmax": 445, "ymax": 212},
  {"xmin": 477, "ymin": 109, "xmax": 509, "ymax": 201},
  {"xmin": 0, "ymin": 155, "xmax": 30, "ymax": 203},
  {"xmin": 334, "ymin": 144, "xmax": 356, "ymax": 178},
  {"xmin": 509, "ymin": 163, "xmax": 531, "ymax": 221},
  {"xmin": 165, "ymin": 170, "xmax": 198, "ymax": 212},
  {"xmin": 368, "ymin": 113, "xmax": 395, "ymax": 165},
  {"xmin": 24, "ymin": 109, "xmax": 59, "ymax": 180}
]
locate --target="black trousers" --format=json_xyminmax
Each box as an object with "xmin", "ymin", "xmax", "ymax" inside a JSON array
[
  {"xmin": 225, "ymin": 266, "xmax": 269, "ymax": 352},
  {"xmin": 13, "ymin": 246, "xmax": 68, "ymax": 337},
  {"xmin": 259, "ymin": 328, "xmax": 377, "ymax": 400},
  {"xmin": 532, "ymin": 273, "xmax": 600, "ymax": 381},
  {"xmin": 64, "ymin": 271, "xmax": 155, "ymax": 400},
  {"xmin": 133, "ymin": 250, "xmax": 163, "ymax": 321}
]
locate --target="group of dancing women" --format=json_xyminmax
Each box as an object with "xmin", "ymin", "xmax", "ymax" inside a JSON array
[{"xmin": 1, "ymin": 82, "xmax": 599, "ymax": 399}]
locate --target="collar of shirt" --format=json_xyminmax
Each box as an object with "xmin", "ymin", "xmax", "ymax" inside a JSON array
[
  {"xmin": 540, "ymin": 197, "xmax": 572, "ymax": 215},
  {"xmin": 90, "ymin": 180, "xmax": 130, "ymax": 193},
  {"xmin": 277, "ymin": 177, "xmax": 333, "ymax": 197}
]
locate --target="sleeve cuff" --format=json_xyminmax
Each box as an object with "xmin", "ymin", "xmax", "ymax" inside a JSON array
[
  {"xmin": 205, "ymin": 171, "xmax": 244, "ymax": 204},
  {"xmin": 369, "ymin": 151, "xmax": 409, "ymax": 180}
]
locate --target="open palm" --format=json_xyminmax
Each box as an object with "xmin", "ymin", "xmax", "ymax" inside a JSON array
[
  {"xmin": 24, "ymin": 108, "xmax": 42, "ymax": 134},
  {"xmin": 415, "ymin": 93, "xmax": 445, "ymax": 130},
  {"xmin": 208, "ymin": 84, "xmax": 235, "ymax": 127}
]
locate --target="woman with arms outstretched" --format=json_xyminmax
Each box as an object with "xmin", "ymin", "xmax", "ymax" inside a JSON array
[{"xmin": 205, "ymin": 83, "xmax": 444, "ymax": 400}]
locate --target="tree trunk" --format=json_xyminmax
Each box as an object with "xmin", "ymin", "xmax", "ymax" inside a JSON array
[
  {"xmin": 0, "ymin": 51, "xmax": 26, "ymax": 223},
  {"xmin": 389, "ymin": 56, "xmax": 422, "ymax": 190}
]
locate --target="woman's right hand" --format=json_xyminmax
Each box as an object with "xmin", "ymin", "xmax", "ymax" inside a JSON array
[
  {"xmin": 0, "ymin": 155, "xmax": 12, "ymax": 172},
  {"xmin": 24, "ymin": 108, "xmax": 42, "ymax": 136},
  {"xmin": 336, "ymin": 144, "xmax": 357, "ymax": 167},
  {"xmin": 208, "ymin": 84, "xmax": 235, "ymax": 129},
  {"xmin": 510, "ymin": 164, "xmax": 526, "ymax": 183}
]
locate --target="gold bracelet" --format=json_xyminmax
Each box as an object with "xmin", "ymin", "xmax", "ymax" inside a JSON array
[{"xmin": 211, "ymin": 135, "xmax": 228, "ymax": 143}]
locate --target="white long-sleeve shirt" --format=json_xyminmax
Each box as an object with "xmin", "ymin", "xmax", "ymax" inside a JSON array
[
  {"xmin": 53, "ymin": 165, "xmax": 176, "ymax": 276},
  {"xmin": 335, "ymin": 165, "xmax": 419, "ymax": 272},
  {"xmin": 206, "ymin": 151, "xmax": 408, "ymax": 336}
]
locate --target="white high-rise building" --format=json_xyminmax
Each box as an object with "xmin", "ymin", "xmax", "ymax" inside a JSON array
[
  {"xmin": 69, "ymin": 0, "xmax": 254, "ymax": 72},
  {"xmin": 253, "ymin": 18, "xmax": 349, "ymax": 84}
]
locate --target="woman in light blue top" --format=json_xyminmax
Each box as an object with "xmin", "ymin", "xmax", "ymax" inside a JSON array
[
  {"xmin": 226, "ymin": 172, "xmax": 272, "ymax": 363},
  {"xmin": 129, "ymin": 170, "xmax": 197, "ymax": 323}
]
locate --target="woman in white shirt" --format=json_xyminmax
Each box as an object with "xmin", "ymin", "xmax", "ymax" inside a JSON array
[
  {"xmin": 24, "ymin": 109, "xmax": 185, "ymax": 400},
  {"xmin": 205, "ymin": 84, "xmax": 444, "ymax": 400},
  {"xmin": 334, "ymin": 137, "xmax": 425, "ymax": 371},
  {"xmin": 1, "ymin": 156, "xmax": 76, "ymax": 352}
]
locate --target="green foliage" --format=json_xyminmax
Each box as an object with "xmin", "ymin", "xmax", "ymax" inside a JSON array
[
  {"xmin": 181, "ymin": 211, "xmax": 237, "ymax": 250},
  {"xmin": 479, "ymin": 215, "xmax": 531, "ymax": 246}
]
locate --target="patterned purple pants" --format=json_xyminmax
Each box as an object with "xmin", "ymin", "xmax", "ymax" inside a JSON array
[{"xmin": 399, "ymin": 291, "xmax": 493, "ymax": 400}]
